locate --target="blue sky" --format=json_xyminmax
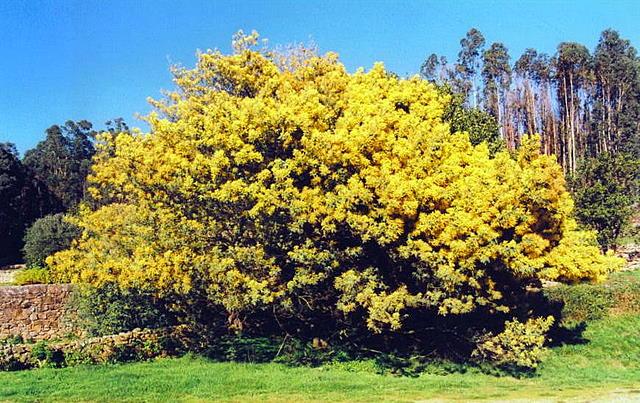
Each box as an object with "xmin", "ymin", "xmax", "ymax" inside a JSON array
[{"xmin": 2, "ymin": 0, "xmax": 640, "ymax": 154}]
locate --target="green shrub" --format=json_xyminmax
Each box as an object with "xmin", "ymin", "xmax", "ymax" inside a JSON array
[
  {"xmin": 22, "ymin": 213, "xmax": 80, "ymax": 268},
  {"xmin": 0, "ymin": 335, "xmax": 24, "ymax": 346},
  {"xmin": 68, "ymin": 283, "xmax": 174, "ymax": 336},
  {"xmin": 544, "ymin": 271, "xmax": 640, "ymax": 324},
  {"xmin": 544, "ymin": 283, "xmax": 612, "ymax": 323},
  {"xmin": 13, "ymin": 267, "xmax": 51, "ymax": 285}
]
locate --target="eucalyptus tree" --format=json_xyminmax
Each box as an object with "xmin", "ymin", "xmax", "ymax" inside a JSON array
[
  {"xmin": 420, "ymin": 53, "xmax": 451, "ymax": 84},
  {"xmin": 482, "ymin": 42, "xmax": 512, "ymax": 146},
  {"xmin": 514, "ymin": 49, "xmax": 538, "ymax": 135},
  {"xmin": 455, "ymin": 28, "xmax": 485, "ymax": 107},
  {"xmin": 23, "ymin": 120, "xmax": 96, "ymax": 211},
  {"xmin": 553, "ymin": 42, "xmax": 592, "ymax": 172},
  {"xmin": 592, "ymin": 29, "xmax": 640, "ymax": 155}
]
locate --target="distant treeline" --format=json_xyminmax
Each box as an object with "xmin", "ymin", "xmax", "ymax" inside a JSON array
[{"xmin": 421, "ymin": 28, "xmax": 640, "ymax": 172}]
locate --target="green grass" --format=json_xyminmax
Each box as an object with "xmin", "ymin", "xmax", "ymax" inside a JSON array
[{"xmin": 1, "ymin": 314, "xmax": 639, "ymax": 402}]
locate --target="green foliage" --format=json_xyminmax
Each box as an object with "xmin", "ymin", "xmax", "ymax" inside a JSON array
[
  {"xmin": 544, "ymin": 282, "xmax": 611, "ymax": 323},
  {"xmin": 570, "ymin": 152, "xmax": 640, "ymax": 250},
  {"xmin": 23, "ymin": 120, "xmax": 96, "ymax": 211},
  {"xmin": 13, "ymin": 267, "xmax": 51, "ymax": 285},
  {"xmin": 68, "ymin": 284, "xmax": 174, "ymax": 337},
  {"xmin": 22, "ymin": 213, "xmax": 80, "ymax": 268},
  {"xmin": 204, "ymin": 336, "xmax": 280, "ymax": 363},
  {"xmin": 442, "ymin": 89, "xmax": 503, "ymax": 154},
  {"xmin": 30, "ymin": 341, "xmax": 65, "ymax": 368},
  {"xmin": 544, "ymin": 271, "xmax": 640, "ymax": 324},
  {"xmin": 0, "ymin": 335, "xmax": 24, "ymax": 346},
  {"xmin": 0, "ymin": 143, "xmax": 27, "ymax": 264}
]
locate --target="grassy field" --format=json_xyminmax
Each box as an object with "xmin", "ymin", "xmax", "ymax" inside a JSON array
[
  {"xmin": 1, "ymin": 270, "xmax": 639, "ymax": 402},
  {"xmin": 0, "ymin": 313, "xmax": 639, "ymax": 402}
]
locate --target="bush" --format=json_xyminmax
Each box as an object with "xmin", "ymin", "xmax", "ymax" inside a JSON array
[
  {"xmin": 68, "ymin": 283, "xmax": 174, "ymax": 336},
  {"xmin": 544, "ymin": 283, "xmax": 611, "ymax": 323},
  {"xmin": 204, "ymin": 336, "xmax": 280, "ymax": 363},
  {"xmin": 30, "ymin": 341, "xmax": 65, "ymax": 368},
  {"xmin": 48, "ymin": 32, "xmax": 622, "ymax": 364},
  {"xmin": 13, "ymin": 267, "xmax": 51, "ymax": 285},
  {"xmin": 544, "ymin": 271, "xmax": 640, "ymax": 324},
  {"xmin": 23, "ymin": 213, "xmax": 80, "ymax": 268},
  {"xmin": 473, "ymin": 316, "xmax": 554, "ymax": 371}
]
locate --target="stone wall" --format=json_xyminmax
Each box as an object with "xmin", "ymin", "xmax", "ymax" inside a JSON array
[
  {"xmin": 0, "ymin": 284, "xmax": 75, "ymax": 341},
  {"xmin": 0, "ymin": 327, "xmax": 191, "ymax": 370}
]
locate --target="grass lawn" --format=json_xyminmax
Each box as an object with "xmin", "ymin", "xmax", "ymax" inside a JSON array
[{"xmin": 0, "ymin": 313, "xmax": 639, "ymax": 402}]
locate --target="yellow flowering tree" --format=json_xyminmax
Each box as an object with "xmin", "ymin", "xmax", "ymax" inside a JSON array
[{"xmin": 49, "ymin": 32, "xmax": 622, "ymax": 339}]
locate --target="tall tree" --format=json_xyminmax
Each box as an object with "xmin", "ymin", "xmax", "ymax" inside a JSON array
[
  {"xmin": 482, "ymin": 43, "xmax": 512, "ymax": 147},
  {"xmin": 23, "ymin": 120, "xmax": 96, "ymax": 211},
  {"xmin": 0, "ymin": 143, "xmax": 26, "ymax": 264},
  {"xmin": 0, "ymin": 144, "xmax": 51, "ymax": 264},
  {"xmin": 455, "ymin": 28, "xmax": 485, "ymax": 107},
  {"xmin": 514, "ymin": 49, "xmax": 538, "ymax": 136},
  {"xmin": 553, "ymin": 42, "xmax": 592, "ymax": 172},
  {"xmin": 571, "ymin": 152, "xmax": 639, "ymax": 250},
  {"xmin": 592, "ymin": 29, "xmax": 640, "ymax": 156},
  {"xmin": 420, "ymin": 53, "xmax": 450, "ymax": 84},
  {"xmin": 105, "ymin": 117, "xmax": 131, "ymax": 134}
]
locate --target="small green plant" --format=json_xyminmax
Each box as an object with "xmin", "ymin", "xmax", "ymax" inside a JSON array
[
  {"xmin": 13, "ymin": 267, "xmax": 51, "ymax": 285},
  {"xmin": 0, "ymin": 335, "xmax": 24, "ymax": 346},
  {"xmin": 30, "ymin": 341, "xmax": 65, "ymax": 368},
  {"xmin": 205, "ymin": 336, "xmax": 280, "ymax": 363}
]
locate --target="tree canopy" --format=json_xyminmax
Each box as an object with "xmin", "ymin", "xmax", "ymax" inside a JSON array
[{"xmin": 23, "ymin": 120, "xmax": 96, "ymax": 211}]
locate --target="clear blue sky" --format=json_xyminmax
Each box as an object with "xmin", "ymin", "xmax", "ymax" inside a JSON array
[{"xmin": 2, "ymin": 0, "xmax": 640, "ymax": 155}]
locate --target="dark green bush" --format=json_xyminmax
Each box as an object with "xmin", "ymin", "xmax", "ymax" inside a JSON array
[
  {"xmin": 204, "ymin": 336, "xmax": 280, "ymax": 363},
  {"xmin": 544, "ymin": 283, "xmax": 612, "ymax": 323},
  {"xmin": 68, "ymin": 283, "xmax": 174, "ymax": 336},
  {"xmin": 22, "ymin": 213, "xmax": 80, "ymax": 268},
  {"xmin": 68, "ymin": 284, "xmax": 175, "ymax": 336}
]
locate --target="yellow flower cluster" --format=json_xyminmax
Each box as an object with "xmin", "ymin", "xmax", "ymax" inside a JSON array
[
  {"xmin": 48, "ymin": 33, "xmax": 623, "ymax": 332},
  {"xmin": 473, "ymin": 316, "xmax": 555, "ymax": 369}
]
